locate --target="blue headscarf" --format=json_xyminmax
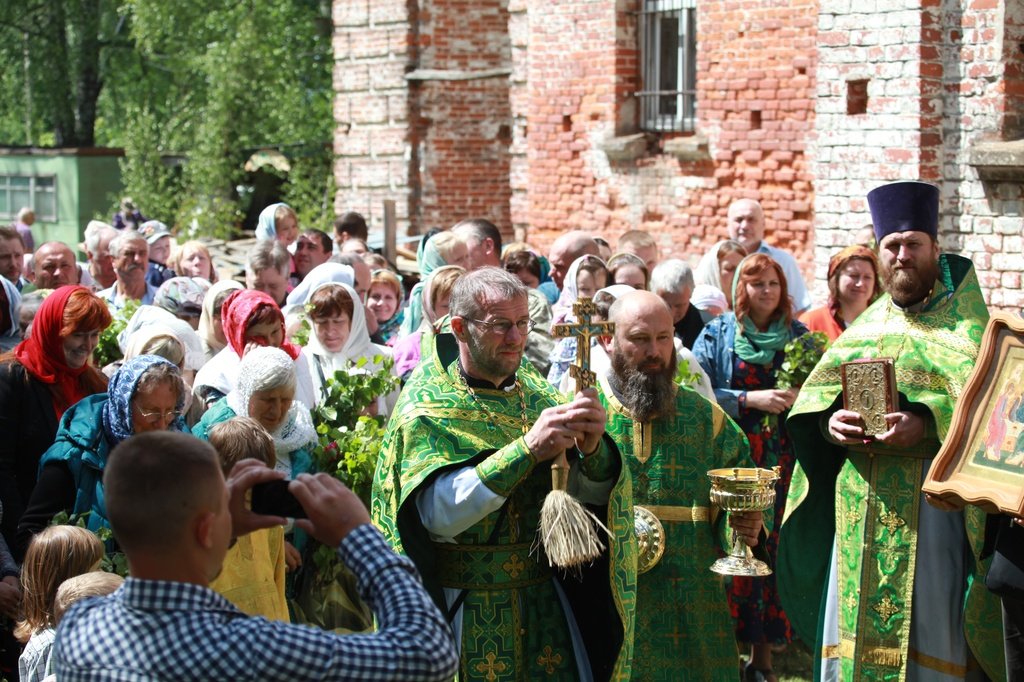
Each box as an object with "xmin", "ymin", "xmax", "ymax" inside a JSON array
[
  {"xmin": 255, "ymin": 203, "xmax": 290, "ymax": 241},
  {"xmin": 102, "ymin": 354, "xmax": 187, "ymax": 446}
]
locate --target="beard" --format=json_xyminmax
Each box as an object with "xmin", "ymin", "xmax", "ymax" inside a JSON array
[
  {"xmin": 609, "ymin": 346, "xmax": 678, "ymax": 422},
  {"xmin": 882, "ymin": 257, "xmax": 938, "ymax": 307}
]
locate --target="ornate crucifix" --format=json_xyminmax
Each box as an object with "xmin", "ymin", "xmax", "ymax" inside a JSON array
[{"xmin": 551, "ymin": 297, "xmax": 615, "ymax": 392}]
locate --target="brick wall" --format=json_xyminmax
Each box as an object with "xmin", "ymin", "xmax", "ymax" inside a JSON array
[
  {"xmin": 332, "ymin": 0, "xmax": 413, "ymax": 233},
  {"xmin": 333, "ymin": 0, "xmax": 512, "ymax": 236},
  {"xmin": 520, "ymin": 0, "xmax": 819, "ymax": 285},
  {"xmin": 813, "ymin": 0, "xmax": 1023, "ymax": 310}
]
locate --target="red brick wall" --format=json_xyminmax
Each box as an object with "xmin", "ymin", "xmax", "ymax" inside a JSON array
[
  {"xmin": 412, "ymin": 0, "xmax": 513, "ymax": 232},
  {"xmin": 521, "ymin": 0, "xmax": 819, "ymax": 283}
]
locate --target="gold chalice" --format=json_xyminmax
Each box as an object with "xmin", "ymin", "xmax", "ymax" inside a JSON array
[{"xmin": 707, "ymin": 467, "xmax": 779, "ymax": 577}]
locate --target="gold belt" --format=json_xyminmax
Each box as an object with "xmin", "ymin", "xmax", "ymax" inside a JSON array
[
  {"xmin": 634, "ymin": 505, "xmax": 716, "ymax": 575},
  {"xmin": 641, "ymin": 505, "xmax": 715, "ymax": 523}
]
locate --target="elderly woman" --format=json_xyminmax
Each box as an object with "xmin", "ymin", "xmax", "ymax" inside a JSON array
[
  {"xmin": 171, "ymin": 240, "xmax": 218, "ymax": 283},
  {"xmin": 799, "ymin": 245, "xmax": 879, "ymax": 341},
  {"xmin": 193, "ymin": 289, "xmax": 315, "ymax": 409},
  {"xmin": 695, "ymin": 239, "xmax": 748, "ymax": 310},
  {"xmin": 15, "ymin": 356, "xmax": 186, "ymax": 555},
  {"xmin": 0, "ymin": 286, "xmax": 111, "ymax": 558},
  {"xmin": 192, "ymin": 346, "xmax": 316, "ymax": 479},
  {"xmin": 391, "ymin": 266, "xmax": 464, "ymax": 380},
  {"xmin": 192, "ymin": 346, "xmax": 317, "ymax": 574},
  {"xmin": 692, "ymin": 253, "xmax": 809, "ymax": 681},
  {"xmin": 197, "ymin": 279, "xmax": 244, "ymax": 362}
]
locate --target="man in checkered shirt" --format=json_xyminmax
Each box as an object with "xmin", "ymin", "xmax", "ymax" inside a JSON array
[{"xmin": 51, "ymin": 431, "xmax": 458, "ymax": 681}]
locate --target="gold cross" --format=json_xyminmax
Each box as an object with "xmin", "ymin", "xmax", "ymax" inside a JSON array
[
  {"xmin": 871, "ymin": 594, "xmax": 901, "ymax": 625},
  {"xmin": 536, "ymin": 645, "xmax": 563, "ymax": 674},
  {"xmin": 666, "ymin": 626, "xmax": 686, "ymax": 647},
  {"xmin": 662, "ymin": 459, "xmax": 684, "ymax": 479},
  {"xmin": 552, "ymin": 298, "xmax": 615, "ymax": 392},
  {"xmin": 502, "ymin": 553, "xmax": 526, "ymax": 579},
  {"xmin": 878, "ymin": 509, "xmax": 906, "ymax": 535},
  {"xmin": 474, "ymin": 651, "xmax": 508, "ymax": 682}
]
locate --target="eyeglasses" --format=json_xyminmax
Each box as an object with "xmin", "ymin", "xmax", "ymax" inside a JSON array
[
  {"xmin": 135, "ymin": 406, "xmax": 182, "ymax": 424},
  {"xmin": 469, "ymin": 318, "xmax": 535, "ymax": 336}
]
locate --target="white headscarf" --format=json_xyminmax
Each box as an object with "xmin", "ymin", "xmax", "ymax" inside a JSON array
[
  {"xmin": 552, "ymin": 255, "xmax": 606, "ymax": 326},
  {"xmin": 227, "ymin": 345, "xmax": 317, "ymax": 470},
  {"xmin": 198, "ymin": 279, "xmax": 244, "ymax": 358},
  {"xmin": 694, "ymin": 240, "xmax": 741, "ymax": 290},
  {"xmin": 285, "ymin": 262, "xmax": 354, "ymax": 308},
  {"xmin": 118, "ymin": 305, "xmax": 206, "ymax": 371},
  {"xmin": 302, "ymin": 282, "xmax": 392, "ymax": 399}
]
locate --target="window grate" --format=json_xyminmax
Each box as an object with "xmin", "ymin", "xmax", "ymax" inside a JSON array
[{"xmin": 637, "ymin": 0, "xmax": 697, "ymax": 133}]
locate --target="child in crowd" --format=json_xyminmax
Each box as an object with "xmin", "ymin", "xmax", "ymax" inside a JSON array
[
  {"xmin": 53, "ymin": 571, "xmax": 124, "ymax": 625},
  {"xmin": 16, "ymin": 526, "xmax": 104, "ymax": 682},
  {"xmin": 207, "ymin": 417, "xmax": 290, "ymax": 622}
]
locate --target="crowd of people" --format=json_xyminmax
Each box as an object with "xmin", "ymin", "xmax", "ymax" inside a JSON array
[{"xmin": 0, "ymin": 180, "xmax": 1016, "ymax": 682}]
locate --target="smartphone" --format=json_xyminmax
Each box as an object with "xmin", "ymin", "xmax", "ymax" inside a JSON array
[{"xmin": 251, "ymin": 480, "xmax": 307, "ymax": 519}]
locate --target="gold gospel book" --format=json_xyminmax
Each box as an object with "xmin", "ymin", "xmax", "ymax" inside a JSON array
[{"xmin": 841, "ymin": 358, "xmax": 897, "ymax": 436}]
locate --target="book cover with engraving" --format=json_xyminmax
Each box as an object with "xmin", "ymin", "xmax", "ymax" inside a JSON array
[{"xmin": 841, "ymin": 358, "xmax": 898, "ymax": 436}]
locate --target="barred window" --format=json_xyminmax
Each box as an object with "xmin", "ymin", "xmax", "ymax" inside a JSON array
[
  {"xmin": 638, "ymin": 0, "xmax": 697, "ymax": 133},
  {"xmin": 0, "ymin": 175, "xmax": 57, "ymax": 221}
]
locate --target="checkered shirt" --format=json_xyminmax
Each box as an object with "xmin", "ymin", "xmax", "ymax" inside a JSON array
[{"xmin": 52, "ymin": 524, "xmax": 458, "ymax": 681}]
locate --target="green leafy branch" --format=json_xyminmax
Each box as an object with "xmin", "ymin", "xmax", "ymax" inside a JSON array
[
  {"xmin": 49, "ymin": 510, "xmax": 129, "ymax": 577},
  {"xmin": 761, "ymin": 331, "xmax": 830, "ymax": 434},
  {"xmin": 93, "ymin": 299, "xmax": 140, "ymax": 368},
  {"xmin": 308, "ymin": 355, "xmax": 397, "ymax": 586}
]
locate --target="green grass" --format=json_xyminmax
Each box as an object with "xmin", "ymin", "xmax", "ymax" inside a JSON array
[{"xmin": 775, "ymin": 639, "xmax": 814, "ymax": 682}]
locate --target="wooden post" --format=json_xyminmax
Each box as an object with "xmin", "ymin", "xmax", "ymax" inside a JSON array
[{"xmin": 382, "ymin": 199, "xmax": 396, "ymax": 265}]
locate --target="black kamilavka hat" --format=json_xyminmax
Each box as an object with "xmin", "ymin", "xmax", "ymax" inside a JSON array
[{"xmin": 867, "ymin": 181, "xmax": 939, "ymax": 242}]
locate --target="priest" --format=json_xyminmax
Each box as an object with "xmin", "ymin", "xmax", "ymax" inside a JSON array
[
  {"xmin": 777, "ymin": 181, "xmax": 1003, "ymax": 680},
  {"xmin": 372, "ymin": 267, "xmax": 636, "ymax": 681}
]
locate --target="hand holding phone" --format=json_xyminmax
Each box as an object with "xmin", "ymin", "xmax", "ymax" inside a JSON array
[{"xmin": 251, "ymin": 480, "xmax": 308, "ymax": 519}]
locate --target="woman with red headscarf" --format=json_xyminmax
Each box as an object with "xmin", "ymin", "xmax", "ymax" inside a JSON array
[
  {"xmin": 0, "ymin": 286, "xmax": 111, "ymax": 555},
  {"xmin": 192, "ymin": 289, "xmax": 315, "ymax": 411},
  {"xmin": 798, "ymin": 245, "xmax": 880, "ymax": 341}
]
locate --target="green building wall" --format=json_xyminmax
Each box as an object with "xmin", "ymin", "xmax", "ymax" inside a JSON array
[{"xmin": 0, "ymin": 148, "xmax": 124, "ymax": 253}]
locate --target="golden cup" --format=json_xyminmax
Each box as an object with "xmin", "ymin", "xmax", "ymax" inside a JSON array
[{"xmin": 707, "ymin": 467, "xmax": 779, "ymax": 577}]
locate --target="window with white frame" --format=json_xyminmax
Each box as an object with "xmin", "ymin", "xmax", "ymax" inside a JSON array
[
  {"xmin": 638, "ymin": 0, "xmax": 697, "ymax": 133},
  {"xmin": 0, "ymin": 175, "xmax": 57, "ymax": 221}
]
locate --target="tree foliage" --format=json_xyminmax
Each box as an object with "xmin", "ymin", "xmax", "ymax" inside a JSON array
[{"xmin": 0, "ymin": 0, "xmax": 335, "ymax": 237}]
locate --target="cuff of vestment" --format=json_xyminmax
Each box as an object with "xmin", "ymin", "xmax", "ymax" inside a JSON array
[
  {"xmin": 578, "ymin": 438, "xmax": 615, "ymax": 482},
  {"xmin": 474, "ymin": 437, "xmax": 537, "ymax": 497}
]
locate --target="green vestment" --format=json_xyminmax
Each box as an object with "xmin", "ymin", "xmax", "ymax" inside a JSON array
[
  {"xmin": 600, "ymin": 373, "xmax": 751, "ymax": 681},
  {"xmin": 777, "ymin": 254, "xmax": 1004, "ymax": 681},
  {"xmin": 371, "ymin": 333, "xmax": 637, "ymax": 681}
]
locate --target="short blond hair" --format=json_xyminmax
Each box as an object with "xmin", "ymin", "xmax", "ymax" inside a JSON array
[
  {"xmin": 208, "ymin": 416, "xmax": 276, "ymax": 473},
  {"xmin": 54, "ymin": 572, "xmax": 124, "ymax": 625}
]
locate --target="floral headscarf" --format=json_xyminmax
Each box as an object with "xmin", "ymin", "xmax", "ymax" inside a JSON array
[
  {"xmin": 154, "ymin": 277, "xmax": 209, "ymax": 320},
  {"xmin": 102, "ymin": 354, "xmax": 186, "ymax": 446},
  {"xmin": 221, "ymin": 289, "xmax": 300, "ymax": 360}
]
